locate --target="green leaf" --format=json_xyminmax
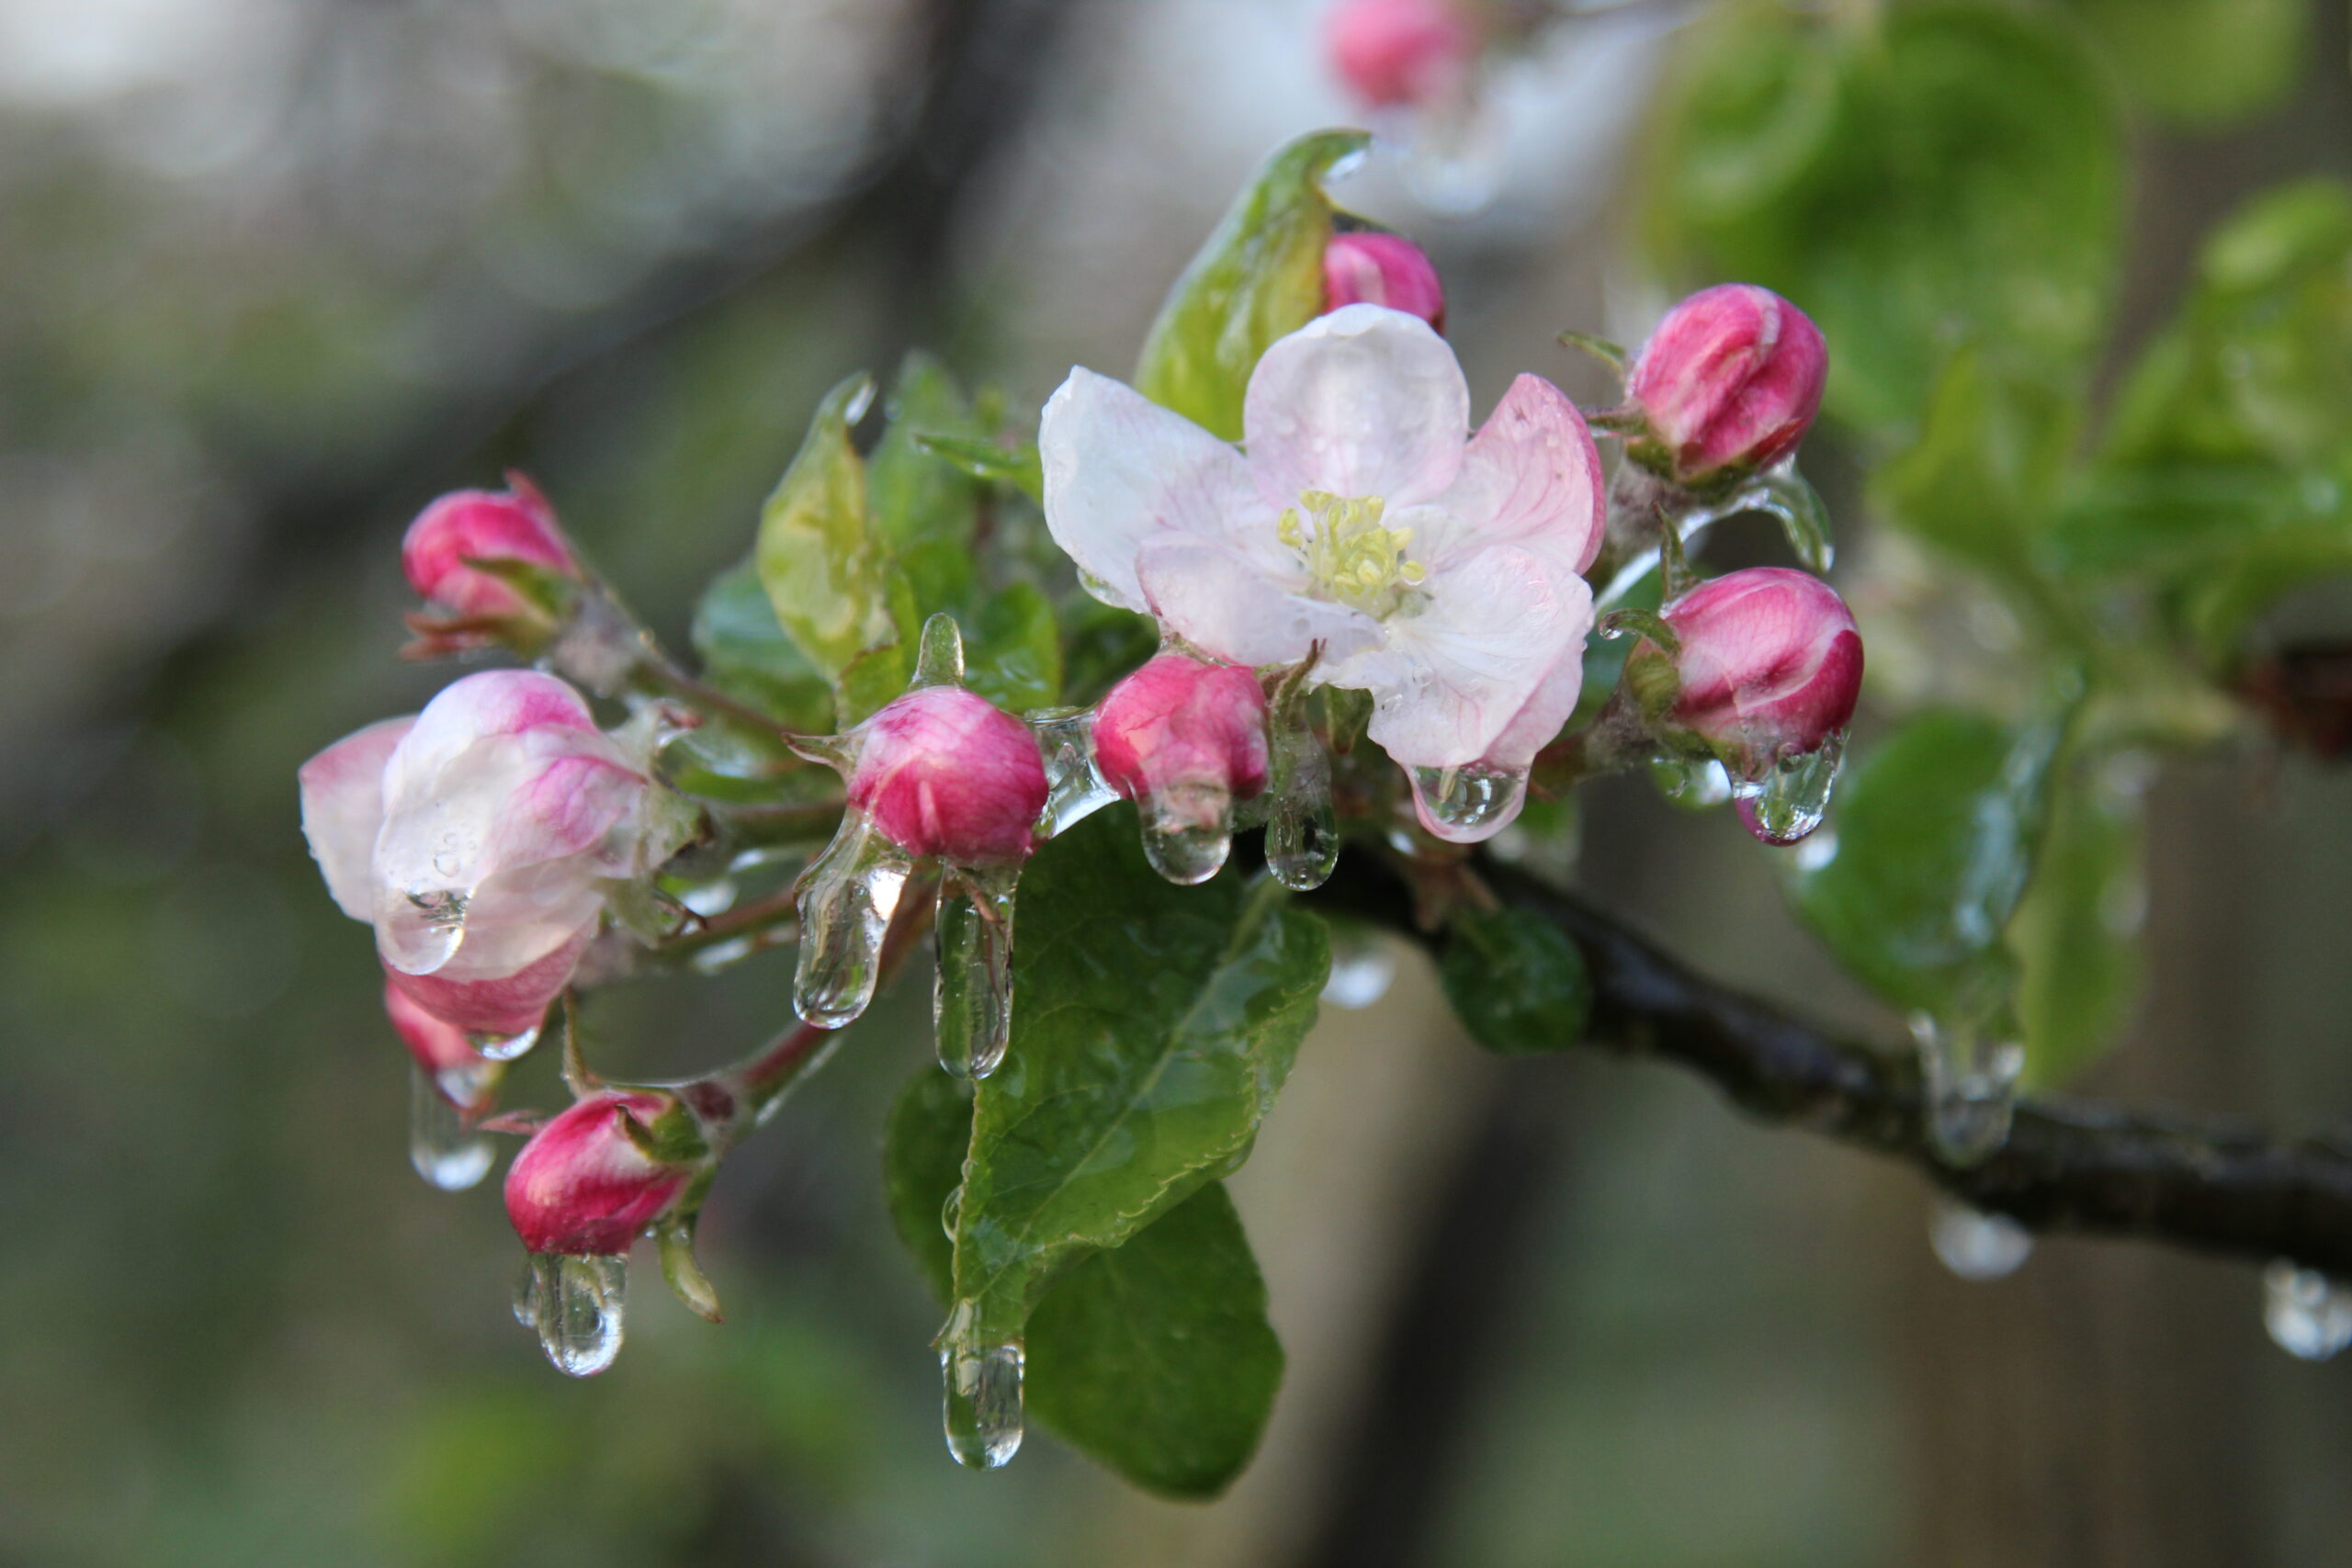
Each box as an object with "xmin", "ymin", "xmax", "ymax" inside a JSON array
[
  {"xmin": 755, "ymin": 373, "xmax": 912, "ymax": 724},
  {"xmin": 2009, "ymin": 773, "xmax": 2143, "ymax": 1089},
  {"xmin": 1872, "ymin": 346, "xmax": 2080, "ymax": 579},
  {"xmin": 1439, "ymin": 904, "xmax": 1591, "ymax": 1055},
  {"xmin": 945, "ymin": 811, "xmax": 1327, "ymax": 1355},
  {"xmin": 2062, "ymin": 0, "xmax": 2305, "ymax": 129},
  {"xmin": 1645, "ymin": 2, "xmax": 2125, "ymax": 431},
  {"xmin": 913, "ymin": 431, "xmax": 1045, "ymax": 504},
  {"xmin": 688, "ymin": 560, "xmax": 834, "ymax": 730},
  {"xmin": 965, "ymin": 582, "xmax": 1063, "ymax": 712},
  {"xmin": 885, "ymin": 1067, "xmax": 1286, "ymax": 1498},
  {"xmin": 1789, "ymin": 710, "xmax": 2065, "ymax": 1021},
  {"xmin": 1058, "ymin": 594, "xmax": 1163, "ymax": 705},
  {"xmin": 1136, "ymin": 129, "xmax": 1369, "ymax": 440},
  {"xmin": 868, "ymin": 352, "xmax": 985, "ymax": 552}
]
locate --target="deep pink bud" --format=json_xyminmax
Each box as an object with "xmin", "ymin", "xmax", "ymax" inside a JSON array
[
  {"xmin": 382, "ymin": 977, "xmax": 485, "ymax": 1077},
  {"xmin": 1323, "ymin": 232, "xmax": 1446, "ymax": 333},
  {"xmin": 1626, "ymin": 285, "xmax": 1827, "ymax": 489},
  {"xmin": 1325, "ymin": 0, "xmax": 1476, "ymax": 109},
  {"xmin": 1639, "ymin": 568, "xmax": 1862, "ymax": 777},
  {"xmin": 401, "ymin": 473, "xmax": 579, "ymax": 618},
  {"xmin": 847, "ymin": 687, "xmax": 1049, "ymax": 864},
  {"xmin": 1095, "ymin": 654, "xmax": 1271, "ymax": 819},
  {"xmin": 504, "ymin": 1090, "xmax": 697, "ymax": 1256}
]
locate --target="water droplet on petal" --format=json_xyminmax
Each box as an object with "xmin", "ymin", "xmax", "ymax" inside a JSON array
[
  {"xmin": 2265, "ymin": 1261, "xmax": 2352, "ymax": 1360},
  {"xmin": 384, "ymin": 886, "xmax": 470, "ymax": 972},
  {"xmin": 524, "ymin": 1252, "xmax": 628, "ymax": 1377},
  {"xmin": 1408, "ymin": 761, "xmax": 1530, "ymax": 845},
  {"xmin": 934, "ymin": 865, "xmax": 1020, "ymax": 1080},
  {"xmin": 1266, "ymin": 716, "xmax": 1340, "ymax": 889},
  {"xmin": 1030, "ymin": 708, "xmax": 1117, "ymax": 839},
  {"xmin": 1914, "ymin": 1013, "xmax": 2024, "ymax": 1167},
  {"xmin": 409, "ymin": 1064, "xmax": 494, "ymax": 1191},
  {"xmin": 1138, "ymin": 781, "xmax": 1235, "ymax": 886},
  {"xmin": 470, "ymin": 1023, "xmax": 540, "ymax": 1063},
  {"xmin": 1732, "ymin": 732, "xmax": 1846, "ymax": 846},
  {"xmin": 941, "ymin": 1333, "xmax": 1024, "ymax": 1469},
  {"xmin": 1929, "ymin": 1198, "xmax": 2033, "ymax": 1280},
  {"xmin": 793, "ymin": 816, "xmax": 913, "ymax": 1029}
]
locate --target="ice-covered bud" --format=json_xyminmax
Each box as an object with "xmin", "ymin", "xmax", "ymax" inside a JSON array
[
  {"xmin": 847, "ymin": 687, "xmax": 1049, "ymax": 865},
  {"xmin": 1323, "ymin": 231, "xmax": 1446, "ymax": 333},
  {"xmin": 401, "ymin": 473, "xmax": 579, "ymax": 620},
  {"xmin": 1625, "ymin": 285, "xmax": 1827, "ymax": 491},
  {"xmin": 1629, "ymin": 567, "xmax": 1862, "ymax": 780},
  {"xmin": 1325, "ymin": 0, "xmax": 1476, "ymax": 109},
  {"xmin": 504, "ymin": 1090, "xmax": 700, "ymax": 1257},
  {"xmin": 1096, "ymin": 654, "xmax": 1270, "ymax": 818}
]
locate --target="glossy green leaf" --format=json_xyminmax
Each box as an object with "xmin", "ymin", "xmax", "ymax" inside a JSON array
[
  {"xmin": 1872, "ymin": 346, "xmax": 2080, "ymax": 580},
  {"xmin": 945, "ymin": 811, "xmax": 1327, "ymax": 1357},
  {"xmin": 1439, "ymin": 904, "xmax": 1591, "ymax": 1055},
  {"xmin": 868, "ymin": 353, "xmax": 984, "ymax": 552},
  {"xmin": 2009, "ymin": 773, "xmax": 2143, "ymax": 1089},
  {"xmin": 2063, "ymin": 0, "xmax": 2304, "ymax": 128},
  {"xmin": 1646, "ymin": 2, "xmax": 2124, "ymax": 430},
  {"xmin": 1136, "ymin": 129, "xmax": 1368, "ymax": 440},
  {"xmin": 688, "ymin": 560, "xmax": 833, "ymax": 730},
  {"xmin": 1058, "ymin": 594, "xmax": 1163, "ymax": 705},
  {"xmin": 885, "ymin": 1068, "xmax": 1286, "ymax": 1498},
  {"xmin": 1789, "ymin": 710, "xmax": 2065, "ymax": 1021},
  {"xmin": 965, "ymin": 582, "xmax": 1062, "ymax": 713},
  {"xmin": 913, "ymin": 431, "xmax": 1045, "ymax": 504},
  {"xmin": 755, "ymin": 373, "xmax": 912, "ymax": 723}
]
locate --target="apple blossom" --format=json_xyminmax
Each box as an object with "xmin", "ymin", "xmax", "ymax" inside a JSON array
[
  {"xmin": 1625, "ymin": 284, "xmax": 1827, "ymax": 491},
  {"xmin": 847, "ymin": 686, "xmax": 1051, "ymax": 865},
  {"xmin": 1324, "ymin": 231, "xmax": 1445, "ymax": 332},
  {"xmin": 401, "ymin": 473, "xmax": 580, "ymax": 621},
  {"xmin": 1325, "ymin": 0, "xmax": 1477, "ymax": 110}
]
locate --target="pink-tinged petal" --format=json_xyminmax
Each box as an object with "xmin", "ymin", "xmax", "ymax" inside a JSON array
[
  {"xmin": 299, "ymin": 716, "xmax": 415, "ymax": 921},
  {"xmin": 1323, "ymin": 231, "xmax": 1446, "ymax": 331},
  {"xmin": 388, "ymin": 671, "xmax": 598, "ymax": 778},
  {"xmin": 1479, "ymin": 615, "xmax": 1591, "ymax": 771},
  {"xmin": 1137, "ymin": 537, "xmax": 1384, "ymax": 670},
  {"xmin": 488, "ymin": 751, "xmax": 649, "ymax": 870},
  {"xmin": 385, "ymin": 919, "xmax": 592, "ymax": 1036},
  {"xmin": 1243, "ymin": 305, "xmax": 1470, "ymax": 509},
  {"xmin": 382, "ymin": 976, "xmax": 486, "ymax": 1076},
  {"xmin": 1340, "ymin": 546, "xmax": 1584, "ymax": 768},
  {"xmin": 1626, "ymin": 285, "xmax": 1826, "ymax": 485},
  {"xmin": 1041, "ymin": 367, "xmax": 1263, "ymax": 612},
  {"xmin": 505, "ymin": 1089, "xmax": 696, "ymax": 1256},
  {"xmin": 1645, "ymin": 568, "xmax": 1860, "ymax": 774},
  {"xmin": 401, "ymin": 475, "xmax": 579, "ymax": 618},
  {"xmin": 847, "ymin": 687, "xmax": 1050, "ymax": 864},
  {"xmin": 1408, "ymin": 374, "xmax": 1606, "ymax": 575}
]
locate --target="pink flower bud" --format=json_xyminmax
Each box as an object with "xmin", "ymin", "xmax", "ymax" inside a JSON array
[
  {"xmin": 1625, "ymin": 285, "xmax": 1827, "ymax": 489},
  {"xmin": 1325, "ymin": 0, "xmax": 1476, "ymax": 109},
  {"xmin": 846, "ymin": 687, "xmax": 1049, "ymax": 864},
  {"xmin": 1094, "ymin": 654, "xmax": 1270, "ymax": 822},
  {"xmin": 401, "ymin": 473, "xmax": 579, "ymax": 619},
  {"xmin": 504, "ymin": 1090, "xmax": 697, "ymax": 1257},
  {"xmin": 1636, "ymin": 568, "xmax": 1862, "ymax": 777},
  {"xmin": 381, "ymin": 925, "xmax": 594, "ymax": 1039},
  {"xmin": 1323, "ymin": 231, "xmax": 1446, "ymax": 333},
  {"xmin": 382, "ymin": 977, "xmax": 483, "ymax": 1077}
]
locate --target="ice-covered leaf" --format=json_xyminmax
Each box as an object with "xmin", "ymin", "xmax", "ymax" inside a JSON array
[
  {"xmin": 1439, "ymin": 904, "xmax": 1591, "ymax": 1055},
  {"xmin": 965, "ymin": 582, "xmax": 1062, "ymax": 714},
  {"xmin": 2009, "ymin": 773, "xmax": 2143, "ymax": 1089},
  {"xmin": 688, "ymin": 560, "xmax": 833, "ymax": 731}
]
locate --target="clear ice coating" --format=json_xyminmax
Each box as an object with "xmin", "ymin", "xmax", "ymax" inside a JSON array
[
  {"xmin": 792, "ymin": 817, "xmax": 912, "ymax": 1029},
  {"xmin": 1138, "ymin": 781, "xmax": 1237, "ymax": 886},
  {"xmin": 910, "ymin": 610, "xmax": 966, "ymax": 688},
  {"xmin": 1914, "ymin": 1013, "xmax": 2026, "ymax": 1167},
  {"xmin": 1732, "ymin": 730, "xmax": 1847, "ymax": 846},
  {"xmin": 1265, "ymin": 713, "xmax": 1339, "ymax": 889},
  {"xmin": 1029, "ymin": 707, "xmax": 1117, "ymax": 840},
  {"xmin": 941, "ymin": 1337, "xmax": 1026, "ymax": 1470},
  {"xmin": 2263, "ymin": 1261, "xmax": 2352, "ymax": 1361},
  {"xmin": 408, "ymin": 1064, "xmax": 494, "ymax": 1191},
  {"xmin": 1929, "ymin": 1198, "xmax": 2034, "ymax": 1281},
  {"xmin": 1408, "ymin": 761, "xmax": 1531, "ymax": 845},
  {"xmin": 1653, "ymin": 756, "xmax": 1733, "ymax": 808},
  {"xmin": 933, "ymin": 867, "xmax": 1019, "ymax": 1080},
  {"xmin": 470, "ymin": 1023, "xmax": 540, "ymax": 1063},
  {"xmin": 514, "ymin": 1252, "xmax": 628, "ymax": 1376}
]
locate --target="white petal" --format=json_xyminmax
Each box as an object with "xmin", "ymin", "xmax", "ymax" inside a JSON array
[
  {"xmin": 1243, "ymin": 305, "xmax": 1469, "ymax": 509},
  {"xmin": 1345, "ymin": 547, "xmax": 1585, "ymax": 768},
  {"xmin": 1404, "ymin": 374, "xmax": 1607, "ymax": 575},
  {"xmin": 1137, "ymin": 538, "xmax": 1383, "ymax": 670},
  {"xmin": 298, "ymin": 716, "xmax": 414, "ymax": 921},
  {"xmin": 1480, "ymin": 580, "xmax": 1595, "ymax": 769},
  {"xmin": 1041, "ymin": 367, "xmax": 1262, "ymax": 612}
]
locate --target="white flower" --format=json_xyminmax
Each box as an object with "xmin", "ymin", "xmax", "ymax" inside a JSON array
[{"xmin": 1040, "ymin": 305, "xmax": 1602, "ymax": 791}]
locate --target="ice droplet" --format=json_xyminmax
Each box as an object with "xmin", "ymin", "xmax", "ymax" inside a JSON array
[
  {"xmin": 1265, "ymin": 716, "xmax": 1339, "ymax": 890},
  {"xmin": 386, "ymin": 886, "xmax": 469, "ymax": 972},
  {"xmin": 1323, "ymin": 937, "xmax": 1396, "ymax": 1010},
  {"xmin": 911, "ymin": 612, "xmax": 967, "ymax": 688},
  {"xmin": 1138, "ymin": 781, "xmax": 1235, "ymax": 886},
  {"xmin": 1408, "ymin": 761, "xmax": 1530, "ymax": 845},
  {"xmin": 940, "ymin": 1182, "xmax": 964, "ymax": 1241},
  {"xmin": 1732, "ymin": 731, "xmax": 1846, "ymax": 846},
  {"xmin": 519, "ymin": 1252, "xmax": 628, "ymax": 1377},
  {"xmin": 409, "ymin": 1064, "xmax": 494, "ymax": 1191},
  {"xmin": 792, "ymin": 815, "xmax": 912, "ymax": 1029},
  {"xmin": 1029, "ymin": 708, "xmax": 1117, "ymax": 839},
  {"xmin": 1914, "ymin": 1013, "xmax": 2024, "ymax": 1167},
  {"xmin": 941, "ymin": 1335, "xmax": 1025, "ymax": 1469},
  {"xmin": 1929, "ymin": 1198, "xmax": 2033, "ymax": 1281},
  {"xmin": 934, "ymin": 866, "xmax": 1019, "ymax": 1080},
  {"xmin": 469, "ymin": 1023, "xmax": 540, "ymax": 1063},
  {"xmin": 2264, "ymin": 1261, "xmax": 2352, "ymax": 1360}
]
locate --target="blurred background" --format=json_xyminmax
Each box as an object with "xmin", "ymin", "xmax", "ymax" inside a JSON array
[{"xmin": 4, "ymin": 0, "xmax": 2350, "ymax": 1563}]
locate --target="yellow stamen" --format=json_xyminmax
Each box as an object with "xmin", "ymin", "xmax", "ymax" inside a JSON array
[{"xmin": 1279, "ymin": 491, "xmax": 1426, "ymax": 616}]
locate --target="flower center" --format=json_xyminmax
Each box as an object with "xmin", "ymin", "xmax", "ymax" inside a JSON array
[{"xmin": 1276, "ymin": 491, "xmax": 1425, "ymax": 617}]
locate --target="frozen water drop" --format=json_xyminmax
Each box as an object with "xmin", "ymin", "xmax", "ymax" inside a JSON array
[
  {"xmin": 940, "ymin": 1182, "xmax": 963, "ymax": 1241},
  {"xmin": 1030, "ymin": 708, "xmax": 1117, "ymax": 839},
  {"xmin": 1137, "ymin": 782, "xmax": 1235, "ymax": 886},
  {"xmin": 1652, "ymin": 756, "xmax": 1732, "ymax": 808},
  {"xmin": 383, "ymin": 886, "xmax": 469, "ymax": 972},
  {"xmin": 409, "ymin": 1064, "xmax": 494, "ymax": 1191},
  {"xmin": 941, "ymin": 1337, "xmax": 1024, "ymax": 1470},
  {"xmin": 911, "ymin": 612, "xmax": 967, "ymax": 688},
  {"xmin": 1914, "ymin": 1013, "xmax": 2024, "ymax": 1167},
  {"xmin": 1733, "ymin": 732, "xmax": 1845, "ymax": 846},
  {"xmin": 1929, "ymin": 1198, "xmax": 2033, "ymax": 1281},
  {"xmin": 793, "ymin": 816, "xmax": 912, "ymax": 1029},
  {"xmin": 469, "ymin": 1023, "xmax": 540, "ymax": 1063},
  {"xmin": 1408, "ymin": 761, "xmax": 1530, "ymax": 845},
  {"xmin": 512, "ymin": 1257, "xmax": 540, "ymax": 1329},
  {"xmin": 1265, "ymin": 716, "xmax": 1339, "ymax": 890},
  {"xmin": 2264, "ymin": 1261, "xmax": 2352, "ymax": 1360},
  {"xmin": 524, "ymin": 1252, "xmax": 628, "ymax": 1377},
  {"xmin": 934, "ymin": 866, "xmax": 1019, "ymax": 1080}
]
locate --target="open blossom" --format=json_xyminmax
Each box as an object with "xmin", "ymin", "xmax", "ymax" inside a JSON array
[
  {"xmin": 1040, "ymin": 304, "xmax": 1603, "ymax": 798},
  {"xmin": 1324, "ymin": 231, "xmax": 1445, "ymax": 332},
  {"xmin": 505, "ymin": 1090, "xmax": 698, "ymax": 1256},
  {"xmin": 1625, "ymin": 284, "xmax": 1826, "ymax": 490},
  {"xmin": 402, "ymin": 474, "xmax": 579, "ymax": 620},
  {"xmin": 1631, "ymin": 567, "xmax": 1862, "ymax": 778},
  {"xmin": 847, "ymin": 687, "xmax": 1049, "ymax": 864},
  {"xmin": 300, "ymin": 670, "xmax": 684, "ymax": 1038},
  {"xmin": 1325, "ymin": 0, "xmax": 1478, "ymax": 109}
]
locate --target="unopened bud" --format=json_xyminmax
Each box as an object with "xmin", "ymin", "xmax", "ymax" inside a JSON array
[
  {"xmin": 1324, "ymin": 0, "xmax": 1477, "ymax": 109},
  {"xmin": 1630, "ymin": 568, "xmax": 1862, "ymax": 779},
  {"xmin": 846, "ymin": 687, "xmax": 1049, "ymax": 864},
  {"xmin": 1323, "ymin": 231, "xmax": 1446, "ymax": 333},
  {"xmin": 401, "ymin": 473, "xmax": 580, "ymax": 620},
  {"xmin": 504, "ymin": 1090, "xmax": 699, "ymax": 1257},
  {"xmin": 1625, "ymin": 285, "xmax": 1827, "ymax": 491},
  {"xmin": 1095, "ymin": 654, "xmax": 1271, "ymax": 822}
]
